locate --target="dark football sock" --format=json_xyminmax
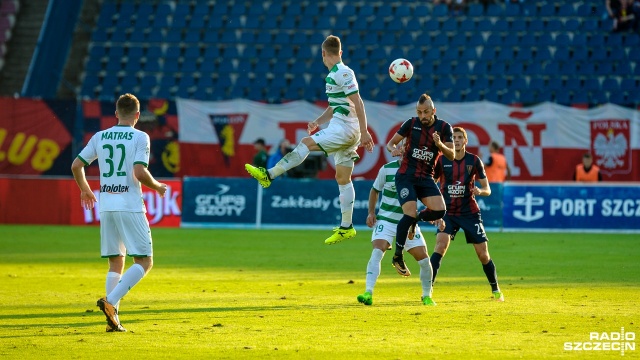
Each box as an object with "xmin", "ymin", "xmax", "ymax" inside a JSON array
[
  {"xmin": 394, "ymin": 214, "xmax": 415, "ymax": 258},
  {"xmin": 418, "ymin": 209, "xmax": 446, "ymax": 222},
  {"xmin": 430, "ymin": 252, "xmax": 443, "ymax": 282},
  {"xmin": 482, "ymin": 259, "xmax": 499, "ymax": 292}
]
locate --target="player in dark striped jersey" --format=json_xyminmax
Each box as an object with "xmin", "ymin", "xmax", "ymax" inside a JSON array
[
  {"xmin": 432, "ymin": 127, "xmax": 504, "ymax": 301},
  {"xmin": 386, "ymin": 94, "xmax": 454, "ymax": 276}
]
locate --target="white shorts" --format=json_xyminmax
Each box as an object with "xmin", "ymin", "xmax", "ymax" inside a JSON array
[
  {"xmin": 312, "ymin": 119, "xmax": 360, "ymax": 166},
  {"xmin": 100, "ymin": 211, "xmax": 153, "ymax": 258},
  {"xmin": 371, "ymin": 219, "xmax": 427, "ymax": 251}
]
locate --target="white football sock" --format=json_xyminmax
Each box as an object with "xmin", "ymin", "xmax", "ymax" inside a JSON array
[
  {"xmin": 268, "ymin": 143, "xmax": 310, "ymax": 179},
  {"xmin": 418, "ymin": 257, "xmax": 434, "ymax": 297},
  {"xmin": 106, "ymin": 264, "xmax": 145, "ymax": 305},
  {"xmin": 106, "ymin": 272, "xmax": 121, "ymax": 309},
  {"xmin": 339, "ymin": 182, "xmax": 355, "ymax": 228},
  {"xmin": 365, "ymin": 248, "xmax": 384, "ymax": 294}
]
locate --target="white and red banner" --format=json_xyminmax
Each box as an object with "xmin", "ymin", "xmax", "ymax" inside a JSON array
[{"xmin": 178, "ymin": 99, "xmax": 640, "ymax": 181}]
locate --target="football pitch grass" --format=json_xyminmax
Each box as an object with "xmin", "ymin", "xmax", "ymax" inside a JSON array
[{"xmin": 0, "ymin": 225, "xmax": 638, "ymax": 359}]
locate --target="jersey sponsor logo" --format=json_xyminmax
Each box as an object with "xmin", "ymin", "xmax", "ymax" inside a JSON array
[
  {"xmin": 412, "ymin": 127, "xmax": 421, "ymax": 130},
  {"xmin": 447, "ymin": 181, "xmax": 465, "ymax": 197},
  {"xmin": 347, "ymin": 84, "xmax": 356, "ymax": 90},
  {"xmin": 411, "ymin": 146, "xmax": 434, "ymax": 162},
  {"xmin": 100, "ymin": 184, "xmax": 130, "ymax": 193},
  {"xmin": 101, "ymin": 132, "xmax": 133, "ymax": 141}
]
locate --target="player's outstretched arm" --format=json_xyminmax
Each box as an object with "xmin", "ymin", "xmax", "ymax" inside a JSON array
[
  {"xmin": 71, "ymin": 158, "xmax": 97, "ymax": 210},
  {"xmin": 134, "ymin": 164, "xmax": 167, "ymax": 197}
]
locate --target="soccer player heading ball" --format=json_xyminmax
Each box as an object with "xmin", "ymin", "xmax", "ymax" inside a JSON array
[
  {"xmin": 385, "ymin": 94, "xmax": 455, "ymax": 276},
  {"xmin": 245, "ymin": 35, "xmax": 374, "ymax": 244}
]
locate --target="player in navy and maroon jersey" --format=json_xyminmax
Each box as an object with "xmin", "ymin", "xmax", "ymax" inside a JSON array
[
  {"xmin": 432, "ymin": 127, "xmax": 504, "ymax": 302},
  {"xmin": 385, "ymin": 94, "xmax": 455, "ymax": 277}
]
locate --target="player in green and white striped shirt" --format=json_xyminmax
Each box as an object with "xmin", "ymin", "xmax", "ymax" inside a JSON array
[
  {"xmin": 246, "ymin": 35, "xmax": 374, "ymax": 245},
  {"xmin": 357, "ymin": 160, "xmax": 439, "ymax": 306}
]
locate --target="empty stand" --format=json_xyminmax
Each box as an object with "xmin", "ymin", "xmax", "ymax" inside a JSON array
[{"xmin": 79, "ymin": 0, "xmax": 640, "ymax": 107}]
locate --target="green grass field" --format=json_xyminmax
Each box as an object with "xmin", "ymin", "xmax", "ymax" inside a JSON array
[{"xmin": 0, "ymin": 225, "xmax": 638, "ymax": 359}]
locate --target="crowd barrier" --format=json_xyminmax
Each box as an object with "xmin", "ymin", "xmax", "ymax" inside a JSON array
[{"xmin": 2, "ymin": 177, "xmax": 638, "ymax": 233}]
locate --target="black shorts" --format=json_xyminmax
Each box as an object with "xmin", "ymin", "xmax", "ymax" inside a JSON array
[
  {"xmin": 438, "ymin": 212, "xmax": 488, "ymax": 244},
  {"xmin": 395, "ymin": 173, "xmax": 442, "ymax": 206}
]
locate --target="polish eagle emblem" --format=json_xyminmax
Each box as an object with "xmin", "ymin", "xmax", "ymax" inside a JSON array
[{"xmin": 593, "ymin": 128, "xmax": 627, "ymax": 169}]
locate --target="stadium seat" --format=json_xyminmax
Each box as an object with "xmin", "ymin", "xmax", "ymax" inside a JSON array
[
  {"xmin": 433, "ymin": 4, "xmax": 449, "ymax": 17},
  {"xmin": 302, "ymin": 3, "xmax": 319, "ymax": 16},
  {"xmin": 557, "ymin": 3, "xmax": 575, "ymax": 16},
  {"xmin": 486, "ymin": 4, "xmax": 504, "ymax": 17},
  {"xmin": 505, "ymin": 3, "xmax": 521, "ymax": 16},
  {"xmin": 538, "ymin": 2, "xmax": 556, "ymax": 16},
  {"xmin": 602, "ymin": 78, "xmax": 620, "ymax": 92},
  {"xmin": 467, "ymin": 3, "xmax": 483, "ymax": 16},
  {"xmin": 473, "ymin": 76, "xmax": 490, "ymax": 92}
]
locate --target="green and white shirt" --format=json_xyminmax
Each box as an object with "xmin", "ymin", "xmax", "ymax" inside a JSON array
[
  {"xmin": 372, "ymin": 160, "xmax": 404, "ymax": 224},
  {"xmin": 77, "ymin": 125, "xmax": 150, "ymax": 213},
  {"xmin": 325, "ymin": 62, "xmax": 360, "ymax": 126}
]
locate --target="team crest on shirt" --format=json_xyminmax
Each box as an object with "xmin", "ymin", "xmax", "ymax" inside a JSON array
[{"xmin": 467, "ymin": 165, "xmax": 473, "ymax": 174}]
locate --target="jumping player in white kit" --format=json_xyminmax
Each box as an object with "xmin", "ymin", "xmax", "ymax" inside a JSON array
[
  {"xmin": 245, "ymin": 34, "xmax": 374, "ymax": 245},
  {"xmin": 71, "ymin": 93, "xmax": 167, "ymax": 332}
]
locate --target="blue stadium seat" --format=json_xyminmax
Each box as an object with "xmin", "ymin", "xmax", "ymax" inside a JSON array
[
  {"xmin": 211, "ymin": 3, "xmax": 227, "ymax": 16},
  {"xmin": 572, "ymin": 33, "xmax": 587, "ymax": 46},
  {"xmin": 564, "ymin": 19, "xmax": 580, "ymax": 32},
  {"xmin": 581, "ymin": 18, "xmax": 599, "ymax": 32},
  {"xmin": 413, "ymin": 5, "xmax": 429, "ymax": 17},
  {"xmin": 229, "ymin": 2, "xmax": 245, "ymax": 16},
  {"xmin": 510, "ymin": 19, "xmax": 527, "ymax": 32},
  {"xmin": 554, "ymin": 47, "xmax": 570, "ymax": 61},
  {"xmin": 526, "ymin": 62, "xmax": 543, "ymax": 74},
  {"xmin": 385, "ymin": 20, "xmax": 402, "ymax": 32},
  {"xmin": 529, "ymin": 76, "xmax": 545, "ymax": 90},
  {"xmin": 265, "ymin": 2, "xmax": 282, "ymax": 16},
  {"xmin": 255, "ymin": 31, "xmax": 272, "ymax": 44},
  {"xmin": 505, "ymin": 62, "xmax": 524, "ymax": 75},
  {"xmin": 628, "ymin": 47, "xmax": 640, "ymax": 61},
  {"xmin": 602, "ymin": 78, "xmax": 620, "ymax": 92},
  {"xmin": 503, "ymin": 33, "xmax": 519, "ymax": 47},
  {"xmin": 595, "ymin": 62, "xmax": 614, "ymax": 75},
  {"xmin": 555, "ymin": 34, "xmax": 571, "ymax": 47},
  {"xmin": 172, "ymin": 16, "xmax": 188, "ymax": 29},
  {"xmin": 165, "ymin": 29, "xmax": 181, "ymax": 43},
  {"xmin": 488, "ymin": 62, "xmax": 506, "ymax": 75},
  {"xmin": 583, "ymin": 77, "xmax": 600, "ymax": 92},
  {"xmin": 572, "ymin": 47, "xmax": 589, "ymax": 61},
  {"xmin": 613, "ymin": 61, "xmax": 631, "ymax": 75},
  {"xmin": 620, "ymin": 78, "xmax": 637, "ymax": 91},
  {"xmin": 163, "ymin": 58, "xmax": 180, "ymax": 72},
  {"xmin": 458, "ymin": 19, "xmax": 475, "ymax": 33},
  {"xmin": 433, "ymin": 4, "xmax": 449, "ymax": 17},
  {"xmin": 554, "ymin": 91, "xmax": 571, "ymax": 105},
  {"xmin": 199, "ymin": 60, "xmax": 216, "ymax": 73},
  {"xmin": 467, "ymin": 3, "xmax": 483, "ymax": 16},
  {"xmin": 142, "ymin": 58, "xmax": 160, "ymax": 72},
  {"xmin": 573, "ymin": 91, "xmax": 589, "ymax": 104},
  {"xmin": 576, "ymin": 3, "xmax": 595, "ymax": 16},
  {"xmin": 184, "ymin": 29, "xmax": 201, "ymax": 42},
  {"xmin": 522, "ymin": 3, "xmax": 538, "ymax": 16},
  {"xmin": 472, "ymin": 75, "xmax": 490, "ymax": 92},
  {"xmin": 460, "ymin": 47, "xmax": 477, "ymax": 60},
  {"xmin": 535, "ymin": 47, "xmax": 552, "ymax": 61},
  {"xmin": 557, "ymin": 3, "xmax": 575, "ymax": 16},
  {"xmin": 519, "ymin": 34, "xmax": 536, "ymax": 48},
  {"xmin": 247, "ymin": 3, "xmax": 264, "ymax": 16},
  {"xmin": 358, "ymin": 4, "xmax": 374, "ymax": 17},
  {"xmin": 225, "ymin": 15, "xmax": 243, "ymax": 29},
  {"xmin": 493, "ymin": 19, "xmax": 509, "ymax": 32},
  {"xmin": 505, "ymin": 3, "xmax": 521, "ymax": 16},
  {"xmin": 589, "ymin": 91, "xmax": 609, "ymax": 105},
  {"xmin": 546, "ymin": 19, "xmax": 563, "ymax": 32},
  {"xmin": 441, "ymin": 17, "xmax": 458, "ymax": 31},
  {"xmin": 528, "ymin": 19, "xmax": 544, "ymax": 32},
  {"xmin": 302, "ymin": 3, "xmax": 319, "ymax": 16},
  {"xmin": 259, "ymin": 46, "xmax": 275, "ymax": 59},
  {"xmin": 538, "ymin": 2, "xmax": 556, "ymax": 16},
  {"xmin": 486, "ymin": 4, "xmax": 504, "ymax": 17},
  {"xmin": 189, "ymin": 14, "xmax": 207, "ymax": 29},
  {"xmin": 395, "ymin": 4, "xmax": 411, "ymax": 18},
  {"xmin": 449, "ymin": 32, "xmax": 467, "ymax": 47}
]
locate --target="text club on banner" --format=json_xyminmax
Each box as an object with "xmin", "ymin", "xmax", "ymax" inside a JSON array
[{"xmin": 502, "ymin": 183, "xmax": 640, "ymax": 231}]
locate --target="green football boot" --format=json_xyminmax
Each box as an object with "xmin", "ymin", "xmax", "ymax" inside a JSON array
[{"xmin": 244, "ymin": 164, "xmax": 271, "ymax": 188}]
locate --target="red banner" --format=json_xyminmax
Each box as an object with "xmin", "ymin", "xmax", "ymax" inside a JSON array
[
  {"xmin": 0, "ymin": 177, "xmax": 181, "ymax": 227},
  {"xmin": 0, "ymin": 98, "xmax": 72, "ymax": 175}
]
